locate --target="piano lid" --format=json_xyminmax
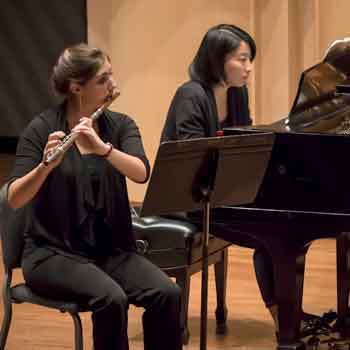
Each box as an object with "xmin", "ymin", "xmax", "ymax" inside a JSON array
[{"xmin": 286, "ymin": 38, "xmax": 350, "ymax": 133}]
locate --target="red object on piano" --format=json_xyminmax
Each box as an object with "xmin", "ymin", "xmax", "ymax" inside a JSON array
[{"xmin": 216, "ymin": 130, "xmax": 224, "ymax": 137}]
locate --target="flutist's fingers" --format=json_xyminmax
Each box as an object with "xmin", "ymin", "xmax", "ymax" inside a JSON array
[
  {"xmin": 72, "ymin": 119, "xmax": 96, "ymax": 139},
  {"xmin": 71, "ymin": 118, "xmax": 93, "ymax": 135},
  {"xmin": 79, "ymin": 117, "xmax": 92, "ymax": 126},
  {"xmin": 48, "ymin": 131, "xmax": 66, "ymax": 140},
  {"xmin": 73, "ymin": 119, "xmax": 108, "ymax": 156},
  {"xmin": 42, "ymin": 131, "xmax": 66, "ymax": 167},
  {"xmin": 47, "ymin": 131, "xmax": 65, "ymax": 145},
  {"xmin": 71, "ymin": 117, "xmax": 92, "ymax": 130}
]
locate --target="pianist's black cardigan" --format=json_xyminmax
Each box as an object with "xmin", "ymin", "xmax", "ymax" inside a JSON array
[{"xmin": 160, "ymin": 80, "xmax": 251, "ymax": 142}]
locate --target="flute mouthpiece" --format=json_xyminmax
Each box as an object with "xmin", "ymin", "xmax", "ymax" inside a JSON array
[{"xmin": 105, "ymin": 89, "xmax": 120, "ymax": 102}]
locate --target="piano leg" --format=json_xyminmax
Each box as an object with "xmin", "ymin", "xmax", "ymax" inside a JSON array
[
  {"xmin": 337, "ymin": 232, "xmax": 350, "ymax": 338},
  {"xmin": 268, "ymin": 241, "xmax": 310, "ymax": 350}
]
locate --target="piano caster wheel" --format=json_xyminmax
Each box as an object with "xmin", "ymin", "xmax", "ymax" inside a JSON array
[
  {"xmin": 216, "ymin": 321, "xmax": 227, "ymax": 335},
  {"xmin": 182, "ymin": 327, "xmax": 190, "ymax": 345}
]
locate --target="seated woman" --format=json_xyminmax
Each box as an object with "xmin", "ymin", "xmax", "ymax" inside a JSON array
[
  {"xmin": 160, "ymin": 24, "xmax": 279, "ymax": 331},
  {"xmin": 7, "ymin": 43, "xmax": 182, "ymax": 350}
]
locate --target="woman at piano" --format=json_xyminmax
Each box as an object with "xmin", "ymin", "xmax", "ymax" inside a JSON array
[{"xmin": 160, "ymin": 24, "xmax": 279, "ymax": 332}]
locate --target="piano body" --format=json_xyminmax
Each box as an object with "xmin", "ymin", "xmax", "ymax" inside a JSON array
[{"xmin": 221, "ymin": 40, "xmax": 350, "ymax": 349}]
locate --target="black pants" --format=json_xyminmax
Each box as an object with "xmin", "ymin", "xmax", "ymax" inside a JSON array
[
  {"xmin": 22, "ymin": 248, "xmax": 182, "ymax": 350},
  {"xmin": 187, "ymin": 209, "xmax": 276, "ymax": 308},
  {"xmin": 210, "ymin": 223, "xmax": 275, "ymax": 307}
]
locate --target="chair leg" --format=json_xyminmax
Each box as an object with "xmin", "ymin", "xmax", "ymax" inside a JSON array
[
  {"xmin": 214, "ymin": 247, "xmax": 228, "ymax": 335},
  {"xmin": 0, "ymin": 277, "xmax": 13, "ymax": 350},
  {"xmin": 69, "ymin": 312, "xmax": 83, "ymax": 350},
  {"xmin": 175, "ymin": 269, "xmax": 191, "ymax": 345}
]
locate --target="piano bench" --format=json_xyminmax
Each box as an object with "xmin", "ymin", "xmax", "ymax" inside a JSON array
[{"xmin": 131, "ymin": 214, "xmax": 230, "ymax": 345}]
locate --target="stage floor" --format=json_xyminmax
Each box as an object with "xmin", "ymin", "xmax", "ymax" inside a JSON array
[{"xmin": 0, "ymin": 239, "xmax": 339, "ymax": 349}]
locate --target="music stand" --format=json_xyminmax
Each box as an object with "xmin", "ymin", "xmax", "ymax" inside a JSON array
[{"xmin": 140, "ymin": 132, "xmax": 275, "ymax": 350}]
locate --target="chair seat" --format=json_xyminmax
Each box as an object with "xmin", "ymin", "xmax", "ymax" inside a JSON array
[
  {"xmin": 132, "ymin": 215, "xmax": 231, "ymax": 268},
  {"xmin": 11, "ymin": 283, "xmax": 89, "ymax": 313}
]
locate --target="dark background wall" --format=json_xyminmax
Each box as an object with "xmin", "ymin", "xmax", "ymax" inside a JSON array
[{"xmin": 0, "ymin": 1, "xmax": 87, "ymax": 152}]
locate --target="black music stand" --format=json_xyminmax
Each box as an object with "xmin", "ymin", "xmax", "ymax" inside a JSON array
[{"xmin": 140, "ymin": 132, "xmax": 275, "ymax": 350}]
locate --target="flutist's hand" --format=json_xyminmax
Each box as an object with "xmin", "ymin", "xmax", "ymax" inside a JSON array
[
  {"xmin": 73, "ymin": 117, "xmax": 110, "ymax": 156},
  {"xmin": 8, "ymin": 131, "xmax": 66, "ymax": 209},
  {"xmin": 42, "ymin": 131, "xmax": 66, "ymax": 168}
]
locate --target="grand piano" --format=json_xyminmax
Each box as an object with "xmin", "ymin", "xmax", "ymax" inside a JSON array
[{"xmin": 219, "ymin": 39, "xmax": 350, "ymax": 350}]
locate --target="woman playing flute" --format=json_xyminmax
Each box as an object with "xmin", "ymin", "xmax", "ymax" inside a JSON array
[{"xmin": 7, "ymin": 43, "xmax": 182, "ymax": 350}]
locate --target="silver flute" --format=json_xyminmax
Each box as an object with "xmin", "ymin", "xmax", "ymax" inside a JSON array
[{"xmin": 44, "ymin": 90, "xmax": 120, "ymax": 165}]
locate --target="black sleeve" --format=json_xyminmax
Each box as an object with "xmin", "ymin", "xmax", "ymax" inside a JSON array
[
  {"xmin": 161, "ymin": 87, "xmax": 208, "ymax": 141},
  {"xmin": 175, "ymin": 95, "xmax": 208, "ymax": 139},
  {"xmin": 118, "ymin": 116, "xmax": 150, "ymax": 183},
  {"xmin": 8, "ymin": 117, "xmax": 49, "ymax": 183}
]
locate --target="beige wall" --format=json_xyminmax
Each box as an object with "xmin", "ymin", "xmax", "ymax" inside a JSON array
[
  {"xmin": 319, "ymin": 0, "xmax": 350, "ymax": 54},
  {"xmin": 88, "ymin": 0, "xmax": 350, "ymax": 202}
]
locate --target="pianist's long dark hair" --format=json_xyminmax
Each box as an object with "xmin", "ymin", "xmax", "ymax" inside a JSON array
[
  {"xmin": 189, "ymin": 24, "xmax": 256, "ymax": 126},
  {"xmin": 189, "ymin": 24, "xmax": 256, "ymax": 87}
]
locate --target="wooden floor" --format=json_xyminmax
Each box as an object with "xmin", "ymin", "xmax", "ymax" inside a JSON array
[{"xmin": 0, "ymin": 238, "xmax": 339, "ymax": 350}]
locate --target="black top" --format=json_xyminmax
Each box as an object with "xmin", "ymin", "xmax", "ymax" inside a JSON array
[
  {"xmin": 75, "ymin": 154, "xmax": 112, "ymax": 258},
  {"xmin": 160, "ymin": 80, "xmax": 251, "ymax": 142},
  {"xmin": 9, "ymin": 102, "xmax": 150, "ymax": 259}
]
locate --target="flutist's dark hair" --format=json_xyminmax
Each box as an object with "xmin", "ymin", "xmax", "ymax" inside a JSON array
[
  {"xmin": 50, "ymin": 43, "xmax": 110, "ymax": 97},
  {"xmin": 189, "ymin": 24, "xmax": 256, "ymax": 87}
]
